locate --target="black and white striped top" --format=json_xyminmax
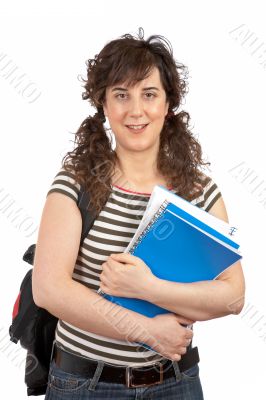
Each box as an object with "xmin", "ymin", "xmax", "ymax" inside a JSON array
[{"xmin": 47, "ymin": 167, "xmax": 222, "ymax": 366}]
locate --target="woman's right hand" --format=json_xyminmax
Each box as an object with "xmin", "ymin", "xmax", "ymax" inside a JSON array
[{"xmin": 145, "ymin": 313, "xmax": 195, "ymax": 361}]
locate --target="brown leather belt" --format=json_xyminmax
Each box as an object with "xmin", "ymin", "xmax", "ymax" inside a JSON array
[{"xmin": 52, "ymin": 343, "xmax": 200, "ymax": 388}]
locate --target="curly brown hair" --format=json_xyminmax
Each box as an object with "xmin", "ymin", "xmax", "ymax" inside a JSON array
[{"xmin": 62, "ymin": 28, "xmax": 211, "ymax": 217}]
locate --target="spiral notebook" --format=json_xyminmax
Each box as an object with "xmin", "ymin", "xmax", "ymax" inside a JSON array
[
  {"xmin": 125, "ymin": 184, "xmax": 240, "ymax": 255},
  {"xmin": 97, "ymin": 186, "xmax": 242, "ymax": 319}
]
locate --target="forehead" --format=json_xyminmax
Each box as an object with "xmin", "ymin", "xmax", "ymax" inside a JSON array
[{"xmin": 107, "ymin": 67, "xmax": 163, "ymax": 91}]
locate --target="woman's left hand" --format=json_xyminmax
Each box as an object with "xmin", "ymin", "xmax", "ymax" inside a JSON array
[{"xmin": 99, "ymin": 253, "xmax": 155, "ymax": 299}]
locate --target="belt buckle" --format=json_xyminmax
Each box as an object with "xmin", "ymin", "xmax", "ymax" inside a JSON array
[{"xmin": 125, "ymin": 362, "xmax": 163, "ymax": 388}]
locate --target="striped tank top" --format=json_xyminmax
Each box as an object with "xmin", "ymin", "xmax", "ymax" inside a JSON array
[{"xmin": 47, "ymin": 167, "xmax": 222, "ymax": 366}]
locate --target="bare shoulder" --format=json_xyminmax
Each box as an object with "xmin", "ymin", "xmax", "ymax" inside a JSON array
[
  {"xmin": 207, "ymin": 195, "xmax": 229, "ymax": 222},
  {"xmin": 32, "ymin": 192, "xmax": 82, "ymax": 302}
]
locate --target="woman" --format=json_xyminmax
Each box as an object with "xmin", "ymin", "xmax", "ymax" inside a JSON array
[{"xmin": 32, "ymin": 27, "xmax": 245, "ymax": 399}]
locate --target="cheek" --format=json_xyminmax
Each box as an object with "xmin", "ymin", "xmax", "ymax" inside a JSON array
[
  {"xmin": 107, "ymin": 105, "xmax": 125, "ymax": 122},
  {"xmin": 149, "ymin": 103, "xmax": 168, "ymax": 119}
]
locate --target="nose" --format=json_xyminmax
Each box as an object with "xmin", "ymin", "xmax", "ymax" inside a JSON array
[{"xmin": 128, "ymin": 96, "xmax": 144, "ymax": 118}]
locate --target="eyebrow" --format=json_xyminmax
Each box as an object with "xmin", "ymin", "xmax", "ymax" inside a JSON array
[{"xmin": 111, "ymin": 86, "xmax": 160, "ymax": 92}]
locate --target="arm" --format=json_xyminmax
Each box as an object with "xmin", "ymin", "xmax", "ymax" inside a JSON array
[
  {"xmin": 33, "ymin": 192, "xmax": 195, "ymax": 361},
  {"xmin": 32, "ymin": 192, "xmax": 154, "ymax": 343},
  {"xmin": 141, "ymin": 196, "xmax": 245, "ymax": 321}
]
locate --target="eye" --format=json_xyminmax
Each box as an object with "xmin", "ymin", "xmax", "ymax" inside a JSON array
[
  {"xmin": 115, "ymin": 93, "xmax": 127, "ymax": 99},
  {"xmin": 144, "ymin": 92, "xmax": 156, "ymax": 99}
]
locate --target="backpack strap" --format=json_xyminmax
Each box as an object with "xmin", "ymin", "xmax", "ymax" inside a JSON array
[
  {"xmin": 23, "ymin": 187, "xmax": 97, "ymax": 266},
  {"xmin": 77, "ymin": 185, "xmax": 97, "ymax": 244}
]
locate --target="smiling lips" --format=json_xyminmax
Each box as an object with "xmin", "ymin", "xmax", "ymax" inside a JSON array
[{"xmin": 125, "ymin": 123, "xmax": 149, "ymax": 132}]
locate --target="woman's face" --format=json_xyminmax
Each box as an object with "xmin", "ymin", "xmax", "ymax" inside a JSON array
[{"xmin": 103, "ymin": 67, "xmax": 169, "ymax": 153}]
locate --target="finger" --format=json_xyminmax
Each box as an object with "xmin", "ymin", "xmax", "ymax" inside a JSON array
[
  {"xmin": 99, "ymin": 283, "xmax": 107, "ymax": 293},
  {"xmin": 175, "ymin": 315, "xmax": 195, "ymax": 325},
  {"xmin": 179, "ymin": 347, "xmax": 187, "ymax": 355},
  {"xmin": 106, "ymin": 258, "xmax": 114, "ymax": 267},
  {"xmin": 100, "ymin": 280, "xmax": 112, "ymax": 294},
  {"xmin": 185, "ymin": 329, "xmax": 194, "ymax": 340},
  {"xmin": 103, "ymin": 262, "xmax": 113, "ymax": 274},
  {"xmin": 172, "ymin": 354, "xmax": 181, "ymax": 362},
  {"xmin": 107, "ymin": 258, "xmax": 123, "ymax": 270},
  {"xmin": 110, "ymin": 252, "xmax": 138, "ymax": 264},
  {"xmin": 100, "ymin": 274, "xmax": 112, "ymax": 287},
  {"xmin": 99, "ymin": 275, "xmax": 106, "ymax": 285},
  {"xmin": 102, "ymin": 262, "xmax": 109, "ymax": 270}
]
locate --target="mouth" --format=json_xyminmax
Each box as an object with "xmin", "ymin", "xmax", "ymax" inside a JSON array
[{"xmin": 125, "ymin": 123, "xmax": 149, "ymax": 133}]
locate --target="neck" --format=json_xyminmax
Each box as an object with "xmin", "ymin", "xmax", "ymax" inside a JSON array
[
  {"xmin": 115, "ymin": 148, "xmax": 159, "ymax": 178},
  {"xmin": 112, "ymin": 146, "xmax": 166, "ymax": 192}
]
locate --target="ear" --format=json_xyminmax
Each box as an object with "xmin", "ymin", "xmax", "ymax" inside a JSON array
[
  {"xmin": 102, "ymin": 102, "xmax": 108, "ymax": 118},
  {"xmin": 165, "ymin": 100, "xmax": 170, "ymax": 117}
]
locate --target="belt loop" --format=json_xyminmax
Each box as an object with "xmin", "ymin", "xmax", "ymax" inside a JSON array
[
  {"xmin": 87, "ymin": 360, "xmax": 104, "ymax": 391},
  {"xmin": 172, "ymin": 360, "xmax": 182, "ymax": 382}
]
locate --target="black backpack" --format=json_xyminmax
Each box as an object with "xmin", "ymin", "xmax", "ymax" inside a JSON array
[{"xmin": 9, "ymin": 188, "xmax": 97, "ymax": 396}]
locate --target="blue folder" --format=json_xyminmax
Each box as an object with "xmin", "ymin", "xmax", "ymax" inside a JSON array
[{"xmin": 100, "ymin": 200, "xmax": 242, "ymax": 319}]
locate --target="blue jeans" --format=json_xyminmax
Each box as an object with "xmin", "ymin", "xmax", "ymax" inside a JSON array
[{"xmin": 44, "ymin": 358, "xmax": 204, "ymax": 399}]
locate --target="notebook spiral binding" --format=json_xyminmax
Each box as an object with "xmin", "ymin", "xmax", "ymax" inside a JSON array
[
  {"xmin": 98, "ymin": 199, "xmax": 169, "ymax": 297},
  {"xmin": 128, "ymin": 199, "xmax": 170, "ymax": 255}
]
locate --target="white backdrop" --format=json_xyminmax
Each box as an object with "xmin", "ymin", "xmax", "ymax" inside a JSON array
[{"xmin": 1, "ymin": 0, "xmax": 265, "ymax": 398}]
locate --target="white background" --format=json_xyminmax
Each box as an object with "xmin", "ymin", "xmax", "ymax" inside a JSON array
[{"xmin": 1, "ymin": 0, "xmax": 265, "ymax": 398}]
